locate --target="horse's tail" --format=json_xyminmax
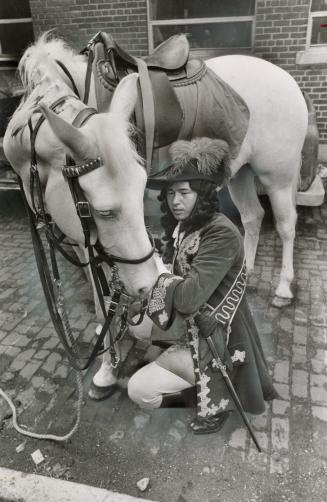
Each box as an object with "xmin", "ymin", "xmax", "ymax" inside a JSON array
[{"xmin": 300, "ymin": 91, "xmax": 319, "ymax": 191}]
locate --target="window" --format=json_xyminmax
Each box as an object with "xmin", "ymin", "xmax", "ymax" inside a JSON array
[
  {"xmin": 308, "ymin": 0, "xmax": 327, "ymax": 46},
  {"xmin": 0, "ymin": 0, "xmax": 34, "ymax": 67},
  {"xmin": 147, "ymin": 0, "xmax": 256, "ymax": 56},
  {"xmin": 297, "ymin": 0, "xmax": 327, "ymax": 65}
]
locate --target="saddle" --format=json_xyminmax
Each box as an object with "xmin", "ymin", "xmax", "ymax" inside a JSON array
[
  {"xmin": 100, "ymin": 32, "xmax": 190, "ymax": 72},
  {"xmin": 88, "ymin": 32, "xmax": 206, "ymax": 161}
]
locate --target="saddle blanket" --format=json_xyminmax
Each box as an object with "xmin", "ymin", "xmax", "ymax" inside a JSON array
[{"xmin": 173, "ymin": 65, "xmax": 249, "ymax": 162}]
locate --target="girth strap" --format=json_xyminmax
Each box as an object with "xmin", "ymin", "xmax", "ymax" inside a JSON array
[
  {"xmin": 83, "ymin": 48, "xmax": 94, "ymax": 104},
  {"xmin": 136, "ymin": 58, "xmax": 155, "ymax": 175}
]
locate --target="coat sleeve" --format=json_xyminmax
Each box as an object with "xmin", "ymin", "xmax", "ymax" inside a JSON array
[{"xmin": 173, "ymin": 224, "xmax": 241, "ymax": 315}]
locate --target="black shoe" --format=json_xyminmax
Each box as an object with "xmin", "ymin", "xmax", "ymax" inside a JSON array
[
  {"xmin": 152, "ymin": 340, "xmax": 174, "ymax": 349},
  {"xmin": 188, "ymin": 411, "xmax": 232, "ymax": 434},
  {"xmin": 160, "ymin": 387, "xmax": 197, "ymax": 408}
]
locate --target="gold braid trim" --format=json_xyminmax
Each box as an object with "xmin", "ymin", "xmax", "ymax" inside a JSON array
[{"xmin": 200, "ymin": 258, "xmax": 247, "ymax": 342}]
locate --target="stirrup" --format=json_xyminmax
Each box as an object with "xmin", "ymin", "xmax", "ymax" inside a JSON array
[{"xmin": 188, "ymin": 411, "xmax": 232, "ymax": 435}]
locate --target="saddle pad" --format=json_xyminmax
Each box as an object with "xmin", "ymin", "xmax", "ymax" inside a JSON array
[{"xmin": 174, "ymin": 66, "xmax": 250, "ymax": 162}]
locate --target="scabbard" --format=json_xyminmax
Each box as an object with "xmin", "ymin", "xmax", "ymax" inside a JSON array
[{"xmin": 206, "ymin": 335, "xmax": 262, "ymax": 453}]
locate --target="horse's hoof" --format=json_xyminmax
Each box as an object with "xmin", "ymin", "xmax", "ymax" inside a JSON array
[
  {"xmin": 271, "ymin": 296, "xmax": 293, "ymax": 308},
  {"xmin": 88, "ymin": 382, "xmax": 118, "ymax": 401}
]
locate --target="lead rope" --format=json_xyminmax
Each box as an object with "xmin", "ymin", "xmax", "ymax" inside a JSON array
[
  {"xmin": 0, "ymin": 177, "xmax": 85, "ymax": 441},
  {"xmin": 0, "ymin": 127, "xmax": 85, "ymax": 442},
  {"xmin": 0, "ymin": 254, "xmax": 84, "ymax": 442},
  {"xmin": 0, "ymin": 370, "xmax": 83, "ymax": 442}
]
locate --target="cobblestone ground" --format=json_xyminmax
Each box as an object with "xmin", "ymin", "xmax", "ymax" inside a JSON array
[{"xmin": 0, "ymin": 190, "xmax": 327, "ymax": 502}]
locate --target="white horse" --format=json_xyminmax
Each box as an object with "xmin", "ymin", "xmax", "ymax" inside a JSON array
[
  {"xmin": 15, "ymin": 33, "xmax": 308, "ymax": 305},
  {"xmin": 4, "ymin": 33, "xmax": 308, "ymax": 395}
]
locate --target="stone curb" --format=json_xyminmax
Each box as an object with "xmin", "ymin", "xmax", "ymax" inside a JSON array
[{"xmin": 0, "ymin": 467, "xmax": 157, "ymax": 502}]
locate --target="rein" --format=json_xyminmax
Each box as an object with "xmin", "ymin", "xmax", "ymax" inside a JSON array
[
  {"xmin": 55, "ymin": 60, "xmax": 80, "ymax": 99},
  {"xmin": 25, "ymin": 95, "xmax": 154, "ymax": 370},
  {"xmin": 54, "ymin": 40, "xmax": 94, "ymax": 104}
]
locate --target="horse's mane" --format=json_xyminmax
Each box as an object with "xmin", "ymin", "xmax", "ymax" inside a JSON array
[
  {"xmin": 8, "ymin": 78, "xmax": 77, "ymax": 138},
  {"xmin": 8, "ymin": 31, "xmax": 86, "ymax": 137},
  {"xmin": 19, "ymin": 31, "xmax": 86, "ymax": 93}
]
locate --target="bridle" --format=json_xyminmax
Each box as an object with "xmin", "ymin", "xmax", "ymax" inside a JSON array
[{"xmin": 24, "ymin": 93, "xmax": 155, "ymax": 370}]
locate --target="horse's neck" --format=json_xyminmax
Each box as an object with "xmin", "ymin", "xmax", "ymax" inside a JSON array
[
  {"xmin": 46, "ymin": 57, "xmax": 95, "ymax": 106},
  {"xmin": 61, "ymin": 59, "xmax": 95, "ymax": 105}
]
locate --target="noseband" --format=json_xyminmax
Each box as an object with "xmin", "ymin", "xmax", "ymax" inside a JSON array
[{"xmin": 25, "ymin": 95, "xmax": 155, "ymax": 370}]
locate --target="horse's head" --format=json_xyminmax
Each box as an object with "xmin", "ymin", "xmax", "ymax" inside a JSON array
[{"xmin": 5, "ymin": 73, "xmax": 159, "ymax": 298}]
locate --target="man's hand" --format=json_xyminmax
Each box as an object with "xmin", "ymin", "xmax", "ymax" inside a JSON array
[
  {"xmin": 153, "ymin": 252, "xmax": 171, "ymax": 274},
  {"xmin": 194, "ymin": 312, "xmax": 217, "ymax": 339}
]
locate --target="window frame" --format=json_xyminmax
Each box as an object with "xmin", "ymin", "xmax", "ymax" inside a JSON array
[
  {"xmin": 146, "ymin": 1, "xmax": 256, "ymax": 57},
  {"xmin": 0, "ymin": 16, "xmax": 33, "ymax": 63},
  {"xmin": 306, "ymin": 9, "xmax": 327, "ymax": 48},
  {"xmin": 297, "ymin": 2, "xmax": 327, "ymax": 65}
]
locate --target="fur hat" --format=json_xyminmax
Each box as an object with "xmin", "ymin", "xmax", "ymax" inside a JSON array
[{"xmin": 147, "ymin": 137, "xmax": 231, "ymax": 190}]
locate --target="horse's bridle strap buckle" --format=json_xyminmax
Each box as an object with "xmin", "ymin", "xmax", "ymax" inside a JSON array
[{"xmin": 76, "ymin": 201, "xmax": 91, "ymax": 218}]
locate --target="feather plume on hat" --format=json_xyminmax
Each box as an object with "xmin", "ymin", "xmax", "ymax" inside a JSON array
[
  {"xmin": 168, "ymin": 137, "xmax": 231, "ymax": 182},
  {"xmin": 147, "ymin": 137, "xmax": 231, "ymax": 190}
]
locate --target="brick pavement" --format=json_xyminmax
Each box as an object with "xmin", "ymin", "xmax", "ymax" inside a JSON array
[{"xmin": 0, "ymin": 190, "xmax": 327, "ymax": 501}]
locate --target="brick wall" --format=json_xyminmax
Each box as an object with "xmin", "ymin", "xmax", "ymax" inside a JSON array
[
  {"xmin": 255, "ymin": 0, "xmax": 327, "ymax": 143},
  {"xmin": 29, "ymin": 0, "xmax": 148, "ymax": 55}
]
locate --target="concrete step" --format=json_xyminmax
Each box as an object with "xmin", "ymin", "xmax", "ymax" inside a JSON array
[
  {"xmin": 0, "ymin": 467, "xmax": 156, "ymax": 502},
  {"xmin": 296, "ymin": 174, "xmax": 325, "ymax": 206}
]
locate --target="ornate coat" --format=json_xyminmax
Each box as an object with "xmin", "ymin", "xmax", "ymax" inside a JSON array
[{"xmin": 147, "ymin": 213, "xmax": 277, "ymax": 419}]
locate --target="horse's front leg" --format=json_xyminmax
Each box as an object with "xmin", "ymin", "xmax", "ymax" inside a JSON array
[
  {"xmin": 73, "ymin": 245, "xmax": 104, "ymax": 318},
  {"xmin": 89, "ymin": 293, "xmax": 124, "ymax": 400},
  {"xmin": 73, "ymin": 247, "xmax": 117, "ymax": 398},
  {"xmin": 89, "ymin": 311, "xmax": 154, "ymax": 400},
  {"xmin": 266, "ymin": 184, "xmax": 297, "ymax": 307},
  {"xmin": 89, "ymin": 254, "xmax": 164, "ymax": 400},
  {"xmin": 228, "ymin": 164, "xmax": 265, "ymax": 274},
  {"xmin": 89, "ymin": 337, "xmax": 119, "ymax": 400}
]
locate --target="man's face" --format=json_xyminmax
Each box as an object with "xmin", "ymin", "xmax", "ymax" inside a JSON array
[{"xmin": 166, "ymin": 181, "xmax": 198, "ymax": 221}]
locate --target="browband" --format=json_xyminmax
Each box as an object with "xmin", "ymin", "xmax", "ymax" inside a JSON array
[{"xmin": 63, "ymin": 156, "xmax": 104, "ymax": 178}]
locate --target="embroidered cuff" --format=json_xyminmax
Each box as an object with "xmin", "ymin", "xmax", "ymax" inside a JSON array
[{"xmin": 147, "ymin": 273, "xmax": 183, "ymax": 330}]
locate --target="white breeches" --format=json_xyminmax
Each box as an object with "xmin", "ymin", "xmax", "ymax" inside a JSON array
[{"xmin": 127, "ymin": 348, "xmax": 195, "ymax": 409}]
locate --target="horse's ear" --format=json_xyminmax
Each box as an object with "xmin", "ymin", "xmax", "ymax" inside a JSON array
[
  {"xmin": 109, "ymin": 73, "xmax": 139, "ymax": 120},
  {"xmin": 38, "ymin": 102, "xmax": 92, "ymax": 160}
]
